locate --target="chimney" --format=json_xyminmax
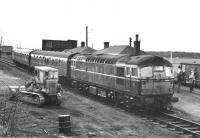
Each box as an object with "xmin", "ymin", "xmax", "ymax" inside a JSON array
[
  {"xmin": 129, "ymin": 37, "xmax": 132, "ymax": 46},
  {"xmin": 104, "ymin": 42, "xmax": 109, "ymax": 49},
  {"xmin": 134, "ymin": 34, "xmax": 140, "ymax": 55},
  {"xmin": 81, "ymin": 41, "xmax": 85, "ymax": 47}
]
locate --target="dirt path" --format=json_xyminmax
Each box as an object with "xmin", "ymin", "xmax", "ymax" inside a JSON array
[{"xmin": 173, "ymin": 85, "xmax": 200, "ymax": 123}]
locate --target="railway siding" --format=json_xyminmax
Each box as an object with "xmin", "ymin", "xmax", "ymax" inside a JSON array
[{"xmin": 0, "ymin": 57, "xmax": 185, "ymax": 137}]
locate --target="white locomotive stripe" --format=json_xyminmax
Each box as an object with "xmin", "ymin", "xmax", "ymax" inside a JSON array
[{"xmin": 73, "ymin": 68, "xmax": 139, "ymax": 81}]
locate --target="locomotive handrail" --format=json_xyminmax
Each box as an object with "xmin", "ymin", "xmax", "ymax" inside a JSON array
[{"xmin": 138, "ymin": 78, "xmax": 174, "ymax": 81}]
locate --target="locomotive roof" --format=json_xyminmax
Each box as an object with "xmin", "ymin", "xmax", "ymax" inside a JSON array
[
  {"xmin": 32, "ymin": 50, "xmax": 72, "ymax": 58},
  {"xmin": 93, "ymin": 45, "xmax": 146, "ymax": 55},
  {"xmin": 118, "ymin": 55, "xmax": 172, "ymax": 67},
  {"xmin": 86, "ymin": 54, "xmax": 126, "ymax": 64},
  {"xmin": 63, "ymin": 46, "xmax": 96, "ymax": 54}
]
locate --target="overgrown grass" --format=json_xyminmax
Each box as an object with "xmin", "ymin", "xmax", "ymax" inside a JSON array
[{"xmin": 0, "ymin": 87, "xmax": 28, "ymax": 136}]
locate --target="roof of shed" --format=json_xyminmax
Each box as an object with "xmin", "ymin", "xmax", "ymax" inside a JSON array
[
  {"xmin": 93, "ymin": 45, "xmax": 146, "ymax": 55},
  {"xmin": 63, "ymin": 46, "xmax": 96, "ymax": 54}
]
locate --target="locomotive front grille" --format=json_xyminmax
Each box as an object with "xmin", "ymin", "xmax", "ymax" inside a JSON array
[
  {"xmin": 46, "ymin": 79, "xmax": 57, "ymax": 94},
  {"xmin": 141, "ymin": 79, "xmax": 173, "ymax": 95}
]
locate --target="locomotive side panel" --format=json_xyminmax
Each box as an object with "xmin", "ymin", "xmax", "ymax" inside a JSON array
[
  {"xmin": 103, "ymin": 65, "xmax": 115, "ymax": 88},
  {"xmin": 115, "ymin": 66, "xmax": 126, "ymax": 91},
  {"xmin": 80, "ymin": 61, "xmax": 87, "ymax": 81},
  {"xmin": 87, "ymin": 62, "xmax": 94, "ymax": 82},
  {"xmin": 97, "ymin": 64, "xmax": 104, "ymax": 85}
]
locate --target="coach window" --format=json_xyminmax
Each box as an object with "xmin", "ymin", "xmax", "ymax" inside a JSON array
[
  {"xmin": 52, "ymin": 59, "xmax": 54, "ymax": 65},
  {"xmin": 59, "ymin": 60, "xmax": 61, "ymax": 66}
]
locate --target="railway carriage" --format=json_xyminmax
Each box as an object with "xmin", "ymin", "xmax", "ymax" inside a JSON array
[
  {"xmin": 12, "ymin": 48, "xmax": 33, "ymax": 67},
  {"xmin": 30, "ymin": 51, "xmax": 70, "ymax": 77}
]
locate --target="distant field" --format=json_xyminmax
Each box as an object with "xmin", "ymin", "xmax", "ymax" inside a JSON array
[{"xmin": 166, "ymin": 58, "xmax": 200, "ymax": 64}]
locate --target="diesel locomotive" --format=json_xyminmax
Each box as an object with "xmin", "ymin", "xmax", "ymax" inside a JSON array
[{"xmin": 12, "ymin": 35, "xmax": 178, "ymax": 111}]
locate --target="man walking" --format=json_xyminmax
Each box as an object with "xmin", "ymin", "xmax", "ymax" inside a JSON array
[
  {"xmin": 177, "ymin": 66, "xmax": 183, "ymax": 93},
  {"xmin": 189, "ymin": 70, "xmax": 196, "ymax": 92}
]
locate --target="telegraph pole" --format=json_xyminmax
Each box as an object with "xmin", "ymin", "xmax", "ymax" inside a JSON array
[
  {"xmin": 86, "ymin": 26, "xmax": 88, "ymax": 47},
  {"xmin": 129, "ymin": 37, "xmax": 132, "ymax": 46}
]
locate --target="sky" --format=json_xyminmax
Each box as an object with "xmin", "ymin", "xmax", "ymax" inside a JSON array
[{"xmin": 0, "ymin": 0, "xmax": 200, "ymax": 52}]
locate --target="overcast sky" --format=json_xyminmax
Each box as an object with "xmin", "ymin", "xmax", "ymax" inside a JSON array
[{"xmin": 0, "ymin": 0, "xmax": 200, "ymax": 52}]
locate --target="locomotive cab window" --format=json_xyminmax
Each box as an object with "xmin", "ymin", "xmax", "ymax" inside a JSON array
[
  {"xmin": 165, "ymin": 66, "xmax": 173, "ymax": 77},
  {"xmin": 154, "ymin": 66, "xmax": 164, "ymax": 72},
  {"xmin": 140, "ymin": 66, "xmax": 153, "ymax": 78}
]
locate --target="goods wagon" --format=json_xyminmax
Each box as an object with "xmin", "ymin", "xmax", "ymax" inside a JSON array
[{"xmin": 42, "ymin": 39, "xmax": 77, "ymax": 51}]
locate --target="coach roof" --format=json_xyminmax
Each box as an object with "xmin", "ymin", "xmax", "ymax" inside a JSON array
[{"xmin": 32, "ymin": 50, "xmax": 72, "ymax": 58}]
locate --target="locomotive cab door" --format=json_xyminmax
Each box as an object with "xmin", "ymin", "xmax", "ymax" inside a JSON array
[
  {"xmin": 125, "ymin": 65, "xmax": 138, "ymax": 91},
  {"xmin": 125, "ymin": 66, "xmax": 132, "ymax": 91}
]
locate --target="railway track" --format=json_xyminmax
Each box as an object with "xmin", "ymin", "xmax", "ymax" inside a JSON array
[
  {"xmin": 136, "ymin": 112, "xmax": 200, "ymax": 137},
  {"xmin": 2, "ymin": 57, "xmax": 200, "ymax": 137},
  {"xmin": 69, "ymin": 87, "xmax": 200, "ymax": 137},
  {"xmin": 0, "ymin": 58, "xmax": 26, "ymax": 71}
]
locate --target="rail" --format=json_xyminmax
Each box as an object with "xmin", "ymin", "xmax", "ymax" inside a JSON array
[
  {"xmin": 0, "ymin": 58, "xmax": 26, "ymax": 71},
  {"xmin": 137, "ymin": 112, "xmax": 200, "ymax": 137}
]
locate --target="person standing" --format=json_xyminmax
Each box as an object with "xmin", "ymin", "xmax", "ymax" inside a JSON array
[
  {"xmin": 189, "ymin": 70, "xmax": 196, "ymax": 92},
  {"xmin": 177, "ymin": 66, "xmax": 183, "ymax": 93}
]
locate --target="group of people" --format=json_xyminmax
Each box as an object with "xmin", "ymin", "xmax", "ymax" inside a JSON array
[{"xmin": 177, "ymin": 66, "xmax": 196, "ymax": 93}]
